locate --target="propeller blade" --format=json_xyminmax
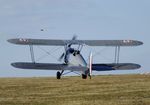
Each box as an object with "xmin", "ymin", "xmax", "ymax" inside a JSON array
[
  {"xmin": 68, "ymin": 35, "xmax": 78, "ymax": 47},
  {"xmin": 72, "ymin": 35, "xmax": 77, "ymax": 40},
  {"xmin": 89, "ymin": 52, "xmax": 93, "ymax": 79},
  {"xmin": 58, "ymin": 53, "xmax": 65, "ymax": 61}
]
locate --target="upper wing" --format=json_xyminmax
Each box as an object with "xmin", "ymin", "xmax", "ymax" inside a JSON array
[
  {"xmin": 92, "ymin": 63, "xmax": 141, "ymax": 71},
  {"xmin": 8, "ymin": 38, "xmax": 143, "ymax": 46}
]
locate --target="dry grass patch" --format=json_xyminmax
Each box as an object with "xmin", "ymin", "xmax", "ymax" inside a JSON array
[{"xmin": 0, "ymin": 74, "xmax": 150, "ymax": 105}]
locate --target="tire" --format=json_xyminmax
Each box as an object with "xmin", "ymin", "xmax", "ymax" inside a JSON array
[
  {"xmin": 57, "ymin": 71, "xmax": 61, "ymax": 79},
  {"xmin": 82, "ymin": 74, "xmax": 87, "ymax": 79}
]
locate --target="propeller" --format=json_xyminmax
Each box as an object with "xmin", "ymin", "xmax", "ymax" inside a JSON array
[
  {"xmin": 68, "ymin": 35, "xmax": 78, "ymax": 47},
  {"xmin": 58, "ymin": 35, "xmax": 78, "ymax": 62},
  {"xmin": 89, "ymin": 52, "xmax": 93, "ymax": 79},
  {"xmin": 72, "ymin": 35, "xmax": 77, "ymax": 40},
  {"xmin": 58, "ymin": 53, "xmax": 65, "ymax": 62}
]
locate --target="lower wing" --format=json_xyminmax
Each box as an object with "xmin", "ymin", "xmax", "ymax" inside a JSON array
[
  {"xmin": 11, "ymin": 62, "xmax": 140, "ymax": 71},
  {"xmin": 92, "ymin": 63, "xmax": 141, "ymax": 71},
  {"xmin": 11, "ymin": 62, "xmax": 87, "ymax": 71}
]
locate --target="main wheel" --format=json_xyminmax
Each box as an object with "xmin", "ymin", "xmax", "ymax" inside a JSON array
[
  {"xmin": 82, "ymin": 74, "xmax": 87, "ymax": 79},
  {"xmin": 57, "ymin": 71, "xmax": 61, "ymax": 79}
]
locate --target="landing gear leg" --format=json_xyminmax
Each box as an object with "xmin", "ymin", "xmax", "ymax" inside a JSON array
[
  {"xmin": 56, "ymin": 70, "xmax": 64, "ymax": 79},
  {"xmin": 88, "ymin": 74, "xmax": 91, "ymax": 79}
]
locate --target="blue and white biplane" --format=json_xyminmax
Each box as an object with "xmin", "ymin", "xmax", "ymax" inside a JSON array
[{"xmin": 8, "ymin": 36, "xmax": 143, "ymax": 79}]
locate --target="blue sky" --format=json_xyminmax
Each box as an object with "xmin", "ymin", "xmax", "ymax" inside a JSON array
[{"xmin": 0, "ymin": 0, "xmax": 149, "ymax": 77}]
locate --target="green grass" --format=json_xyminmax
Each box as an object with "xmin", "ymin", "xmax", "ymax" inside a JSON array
[{"xmin": 0, "ymin": 74, "xmax": 150, "ymax": 105}]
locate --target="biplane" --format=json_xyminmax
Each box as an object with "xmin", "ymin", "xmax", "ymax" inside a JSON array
[{"xmin": 8, "ymin": 36, "xmax": 143, "ymax": 79}]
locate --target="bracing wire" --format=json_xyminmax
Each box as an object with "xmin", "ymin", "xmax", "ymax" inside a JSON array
[{"xmin": 36, "ymin": 46, "xmax": 63, "ymax": 62}]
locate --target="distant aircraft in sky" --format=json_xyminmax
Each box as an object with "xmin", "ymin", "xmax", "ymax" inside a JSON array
[{"xmin": 8, "ymin": 36, "xmax": 143, "ymax": 79}]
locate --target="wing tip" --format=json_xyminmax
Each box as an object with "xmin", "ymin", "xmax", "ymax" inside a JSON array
[
  {"xmin": 117, "ymin": 63, "xmax": 141, "ymax": 70},
  {"xmin": 122, "ymin": 40, "xmax": 143, "ymax": 46},
  {"xmin": 7, "ymin": 39, "xmax": 15, "ymax": 44},
  {"xmin": 7, "ymin": 39, "xmax": 19, "ymax": 44},
  {"xmin": 7, "ymin": 38, "xmax": 30, "ymax": 45},
  {"xmin": 133, "ymin": 64, "xmax": 141, "ymax": 69},
  {"xmin": 135, "ymin": 40, "xmax": 143, "ymax": 46}
]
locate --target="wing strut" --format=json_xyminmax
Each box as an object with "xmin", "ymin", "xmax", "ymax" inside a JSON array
[
  {"xmin": 29, "ymin": 45, "xmax": 35, "ymax": 63},
  {"xmin": 114, "ymin": 46, "xmax": 120, "ymax": 63}
]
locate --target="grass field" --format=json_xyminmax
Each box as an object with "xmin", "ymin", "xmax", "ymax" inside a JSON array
[{"xmin": 0, "ymin": 74, "xmax": 150, "ymax": 105}]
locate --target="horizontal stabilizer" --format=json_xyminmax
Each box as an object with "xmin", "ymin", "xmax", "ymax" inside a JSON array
[
  {"xmin": 92, "ymin": 63, "xmax": 141, "ymax": 71},
  {"xmin": 8, "ymin": 38, "xmax": 143, "ymax": 46}
]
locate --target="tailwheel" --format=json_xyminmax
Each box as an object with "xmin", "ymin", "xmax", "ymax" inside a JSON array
[
  {"xmin": 82, "ymin": 74, "xmax": 87, "ymax": 79},
  {"xmin": 56, "ymin": 71, "xmax": 61, "ymax": 79}
]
